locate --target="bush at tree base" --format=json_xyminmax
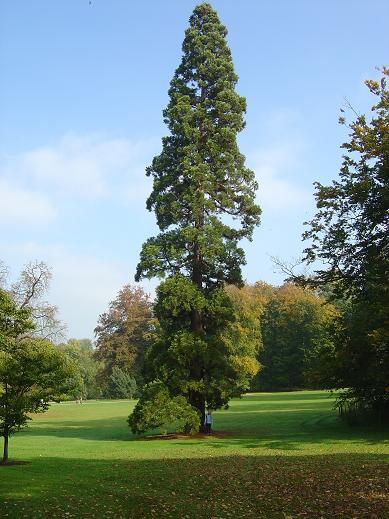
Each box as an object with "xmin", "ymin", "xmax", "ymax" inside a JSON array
[{"xmin": 128, "ymin": 380, "xmax": 200, "ymax": 435}]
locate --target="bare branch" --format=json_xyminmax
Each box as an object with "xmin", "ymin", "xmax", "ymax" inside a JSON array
[
  {"xmin": 270, "ymin": 255, "xmax": 312, "ymax": 286},
  {"xmin": 29, "ymin": 302, "xmax": 67, "ymax": 342},
  {"xmin": 7, "ymin": 260, "xmax": 66, "ymax": 343},
  {"xmin": 343, "ymin": 97, "xmax": 361, "ymax": 119},
  {"xmin": 0, "ymin": 261, "xmax": 9, "ymax": 288}
]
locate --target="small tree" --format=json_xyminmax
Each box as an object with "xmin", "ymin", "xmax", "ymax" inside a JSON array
[
  {"xmin": 0, "ymin": 289, "xmax": 79, "ymax": 464},
  {"xmin": 129, "ymin": 380, "xmax": 200, "ymax": 435}
]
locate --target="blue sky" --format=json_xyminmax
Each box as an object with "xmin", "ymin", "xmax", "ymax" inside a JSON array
[{"xmin": 1, "ymin": 0, "xmax": 388, "ymax": 339}]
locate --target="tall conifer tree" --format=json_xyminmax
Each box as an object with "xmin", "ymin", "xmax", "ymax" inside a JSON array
[{"xmin": 134, "ymin": 3, "xmax": 260, "ymax": 429}]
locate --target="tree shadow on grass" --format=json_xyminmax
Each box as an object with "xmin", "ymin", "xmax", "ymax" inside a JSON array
[
  {"xmin": 240, "ymin": 391, "xmax": 334, "ymax": 402},
  {"xmin": 20, "ymin": 408, "xmax": 389, "ymax": 453},
  {"xmin": 22, "ymin": 415, "xmax": 132, "ymax": 441},
  {"xmin": 0, "ymin": 453, "xmax": 388, "ymax": 519}
]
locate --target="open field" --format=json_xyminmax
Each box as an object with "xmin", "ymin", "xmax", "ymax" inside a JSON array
[{"xmin": 0, "ymin": 391, "xmax": 388, "ymax": 518}]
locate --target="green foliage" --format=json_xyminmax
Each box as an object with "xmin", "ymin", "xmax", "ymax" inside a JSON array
[
  {"xmin": 106, "ymin": 366, "xmax": 137, "ymax": 399},
  {"xmin": 0, "ymin": 288, "xmax": 34, "ymax": 342},
  {"xmin": 0, "ymin": 288, "xmax": 80, "ymax": 462},
  {"xmin": 303, "ymin": 68, "xmax": 389, "ymax": 420},
  {"xmin": 336, "ymin": 390, "xmax": 389, "ymax": 426},
  {"xmin": 223, "ymin": 283, "xmax": 270, "ymax": 390},
  {"xmin": 128, "ymin": 380, "xmax": 200, "ymax": 434},
  {"xmin": 94, "ymin": 284, "xmax": 153, "ymax": 386},
  {"xmin": 1, "ymin": 261, "xmax": 65, "ymax": 341},
  {"xmin": 0, "ymin": 336, "xmax": 80, "ymax": 462},
  {"xmin": 58, "ymin": 338, "xmax": 103, "ymax": 399},
  {"xmin": 144, "ymin": 275, "xmax": 240, "ymax": 410},
  {"xmin": 136, "ymin": 3, "xmax": 260, "ymax": 287},
  {"xmin": 252, "ymin": 284, "xmax": 337, "ymax": 391},
  {"xmin": 133, "ymin": 3, "xmax": 260, "ymax": 427}
]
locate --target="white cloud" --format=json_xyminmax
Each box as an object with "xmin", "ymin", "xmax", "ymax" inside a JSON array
[
  {"xmin": 2, "ymin": 241, "xmax": 156, "ymax": 340},
  {"xmin": 250, "ymin": 140, "xmax": 311, "ymax": 212},
  {"xmin": 23, "ymin": 146, "xmax": 105, "ymax": 197},
  {"xmin": 0, "ymin": 178, "xmax": 56, "ymax": 225},
  {"xmin": 0, "ymin": 133, "xmax": 162, "ymax": 337},
  {"xmin": 0, "ymin": 132, "xmax": 158, "ymax": 237},
  {"xmin": 2, "ymin": 131, "xmax": 311, "ymax": 218},
  {"xmin": 18, "ymin": 133, "xmax": 158, "ymax": 198}
]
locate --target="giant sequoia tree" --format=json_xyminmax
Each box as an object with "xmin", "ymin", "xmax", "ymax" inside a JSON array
[{"xmin": 132, "ymin": 3, "xmax": 260, "ymax": 430}]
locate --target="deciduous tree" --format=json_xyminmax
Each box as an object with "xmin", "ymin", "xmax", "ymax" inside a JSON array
[
  {"xmin": 224, "ymin": 282, "xmax": 271, "ymax": 391},
  {"xmin": 251, "ymin": 284, "xmax": 337, "ymax": 391},
  {"xmin": 106, "ymin": 366, "xmax": 137, "ymax": 399},
  {"xmin": 94, "ymin": 284, "xmax": 153, "ymax": 385},
  {"xmin": 58, "ymin": 339, "xmax": 103, "ymax": 399},
  {"xmin": 303, "ymin": 68, "xmax": 389, "ymax": 421},
  {"xmin": 0, "ymin": 289, "xmax": 79, "ymax": 464},
  {"xmin": 0, "ymin": 260, "xmax": 65, "ymax": 341}
]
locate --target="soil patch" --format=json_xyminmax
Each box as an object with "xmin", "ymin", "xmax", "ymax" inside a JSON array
[{"xmin": 142, "ymin": 431, "xmax": 231, "ymax": 440}]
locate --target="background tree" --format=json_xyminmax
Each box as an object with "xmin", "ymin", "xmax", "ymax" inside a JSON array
[
  {"xmin": 0, "ymin": 288, "xmax": 34, "ymax": 346},
  {"xmin": 132, "ymin": 3, "xmax": 260, "ymax": 431},
  {"xmin": 224, "ymin": 282, "xmax": 272, "ymax": 391},
  {"xmin": 0, "ymin": 260, "xmax": 65, "ymax": 341},
  {"xmin": 94, "ymin": 284, "xmax": 153, "ymax": 388},
  {"xmin": 251, "ymin": 284, "xmax": 337, "ymax": 391},
  {"xmin": 303, "ymin": 67, "xmax": 389, "ymax": 422},
  {"xmin": 106, "ymin": 366, "xmax": 137, "ymax": 399},
  {"xmin": 0, "ymin": 289, "xmax": 79, "ymax": 464},
  {"xmin": 58, "ymin": 339, "xmax": 103, "ymax": 399}
]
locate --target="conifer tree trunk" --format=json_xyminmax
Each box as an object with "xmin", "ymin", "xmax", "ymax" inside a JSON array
[
  {"xmin": 190, "ymin": 196, "xmax": 206, "ymax": 427},
  {"xmin": 189, "ymin": 390, "xmax": 206, "ymax": 432}
]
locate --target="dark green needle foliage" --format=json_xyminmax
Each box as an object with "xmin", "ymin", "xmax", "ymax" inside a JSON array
[{"xmin": 131, "ymin": 3, "xmax": 261, "ymax": 432}]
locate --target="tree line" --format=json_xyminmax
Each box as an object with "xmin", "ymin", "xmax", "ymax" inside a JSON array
[
  {"xmin": 52, "ymin": 279, "xmax": 339, "ymax": 403},
  {"xmin": 91, "ymin": 279, "xmax": 340, "ymax": 397}
]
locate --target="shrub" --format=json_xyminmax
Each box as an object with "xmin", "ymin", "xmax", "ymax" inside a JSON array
[{"xmin": 128, "ymin": 380, "xmax": 200, "ymax": 434}]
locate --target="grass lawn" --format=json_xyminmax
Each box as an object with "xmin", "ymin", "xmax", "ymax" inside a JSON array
[{"xmin": 0, "ymin": 391, "xmax": 388, "ymax": 518}]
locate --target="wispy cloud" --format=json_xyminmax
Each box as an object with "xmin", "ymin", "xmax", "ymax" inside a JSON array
[
  {"xmin": 0, "ymin": 133, "xmax": 158, "ymax": 232},
  {"xmin": 0, "ymin": 178, "xmax": 56, "ymax": 225},
  {"xmin": 250, "ymin": 141, "xmax": 311, "ymax": 212},
  {"xmin": 2, "ymin": 133, "xmax": 157, "ymax": 199},
  {"xmin": 248, "ymin": 110, "xmax": 312, "ymax": 213}
]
